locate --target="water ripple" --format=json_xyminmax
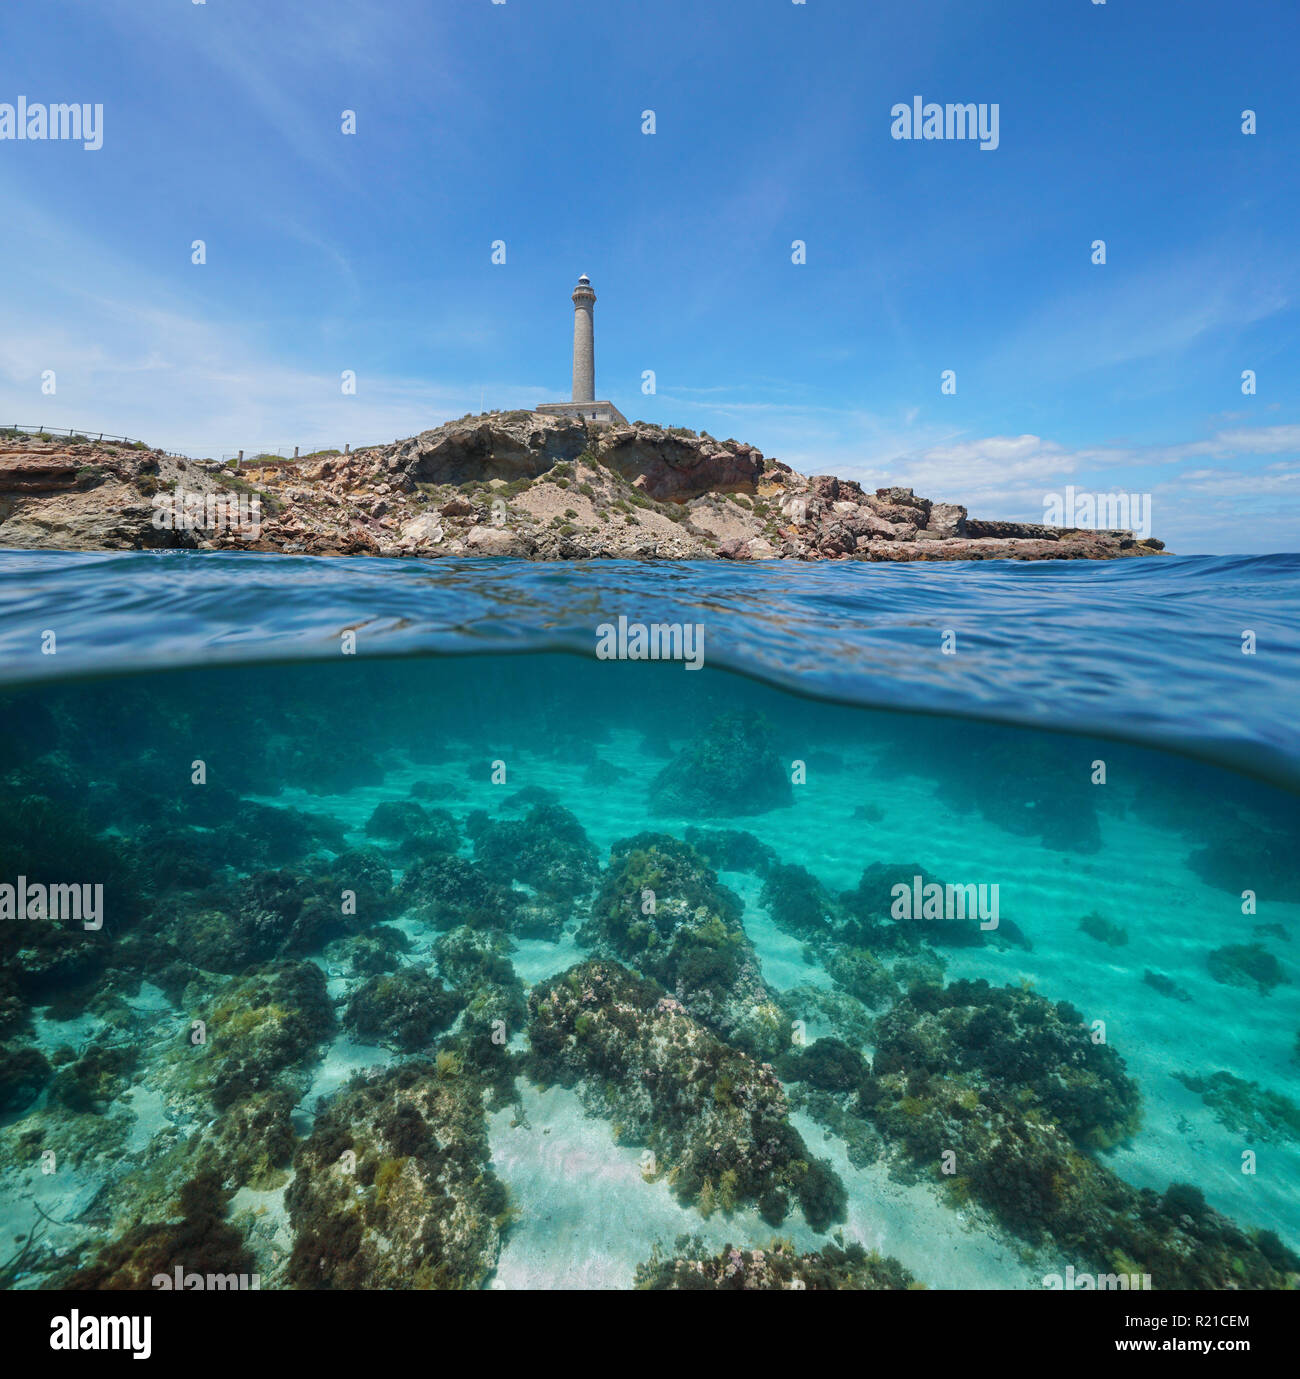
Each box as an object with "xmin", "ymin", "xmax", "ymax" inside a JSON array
[{"xmin": 0, "ymin": 550, "xmax": 1297, "ymax": 788}]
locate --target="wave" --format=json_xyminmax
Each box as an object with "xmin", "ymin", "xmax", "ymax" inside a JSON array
[{"xmin": 1, "ymin": 550, "xmax": 1298, "ymax": 789}]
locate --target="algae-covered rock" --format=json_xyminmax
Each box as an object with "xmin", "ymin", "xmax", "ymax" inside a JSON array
[
  {"xmin": 365, "ymin": 800, "xmax": 459, "ymax": 858},
  {"xmin": 1174, "ymin": 1070, "xmax": 1300, "ymax": 1144},
  {"xmin": 649, "ymin": 713, "xmax": 792, "ymax": 818},
  {"xmin": 778, "ymin": 1037, "xmax": 867, "ymax": 1093},
  {"xmin": 343, "ymin": 967, "xmax": 464, "ymax": 1052},
  {"xmin": 180, "ymin": 959, "xmax": 335, "ymax": 1112},
  {"xmin": 872, "ymin": 978, "xmax": 1141, "ymax": 1149},
  {"xmin": 174, "ymin": 868, "xmax": 350, "ymax": 973},
  {"xmin": 467, "ymin": 797, "xmax": 599, "ymax": 905},
  {"xmin": 634, "ymin": 1236, "xmax": 919, "ymax": 1290},
  {"xmin": 285, "ymin": 1061, "xmax": 507, "ymax": 1289},
  {"xmin": 581, "ymin": 834, "xmax": 791, "ymax": 1060},
  {"xmin": 0, "ymin": 1042, "xmax": 52, "ymax": 1114},
  {"xmin": 396, "ymin": 853, "xmax": 521, "ymax": 932},
  {"xmin": 527, "ymin": 959, "xmax": 845, "ymax": 1231},
  {"xmin": 62, "ymin": 1170, "xmax": 258, "ymax": 1290},
  {"xmin": 430, "ymin": 925, "xmax": 526, "ymax": 1104},
  {"xmin": 1207, "ymin": 942, "xmax": 1289, "ymax": 995}
]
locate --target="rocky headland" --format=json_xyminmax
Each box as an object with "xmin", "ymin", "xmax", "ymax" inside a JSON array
[{"xmin": 0, "ymin": 413, "xmax": 1167, "ymax": 560}]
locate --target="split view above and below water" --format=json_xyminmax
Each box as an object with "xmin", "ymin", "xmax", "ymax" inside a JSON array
[{"xmin": 1, "ymin": 0, "xmax": 1298, "ymax": 1349}]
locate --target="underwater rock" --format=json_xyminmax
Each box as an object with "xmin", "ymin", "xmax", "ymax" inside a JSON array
[
  {"xmin": 137, "ymin": 791, "xmax": 347, "ymax": 871},
  {"xmin": 467, "ymin": 798, "xmax": 599, "ymax": 905},
  {"xmin": 1174, "ymin": 1070, "xmax": 1300, "ymax": 1145},
  {"xmin": 842, "ymin": 862, "xmax": 960, "ymax": 947},
  {"xmin": 527, "ymin": 959, "xmax": 846, "ymax": 1231},
  {"xmin": 285, "ymin": 1060, "xmax": 506, "ymax": 1289},
  {"xmin": 1142, "ymin": 969, "xmax": 1192, "ymax": 1002},
  {"xmin": 648, "ymin": 713, "xmax": 792, "ymax": 818},
  {"xmin": 634, "ymin": 1236, "xmax": 919, "ymax": 1290},
  {"xmin": 181, "ymin": 960, "xmax": 335, "ymax": 1113},
  {"xmin": 0, "ymin": 973, "xmax": 29, "ymax": 1038},
  {"xmin": 0, "ymin": 1042, "xmax": 52, "ymax": 1113},
  {"xmin": 396, "ymin": 853, "xmax": 522, "ymax": 932},
  {"xmin": 824, "ymin": 947, "xmax": 900, "ymax": 1010},
  {"xmin": 328, "ymin": 923, "xmax": 412, "ymax": 977},
  {"xmin": 1207, "ymin": 942, "xmax": 1289, "ymax": 995},
  {"xmin": 199, "ymin": 1087, "xmax": 298, "ymax": 1190},
  {"xmin": 268, "ymin": 731, "xmax": 386, "ymax": 796},
  {"xmin": 583, "ymin": 758, "xmax": 627, "ymax": 787},
  {"xmin": 682, "ymin": 826, "xmax": 779, "ymax": 877},
  {"xmin": 1188, "ymin": 821, "xmax": 1300, "ymax": 903},
  {"xmin": 877, "ymin": 723, "xmax": 1103, "ymax": 855},
  {"xmin": 318, "ymin": 848, "xmax": 397, "ymax": 924},
  {"xmin": 1079, "ymin": 911, "xmax": 1129, "ymax": 946},
  {"xmin": 366, "ymin": 799, "xmax": 431, "ymax": 840},
  {"xmin": 174, "ymin": 868, "xmax": 351, "ymax": 974},
  {"xmin": 343, "ymin": 967, "xmax": 465, "ymax": 1053},
  {"xmin": 778, "ymin": 1037, "xmax": 868, "ymax": 1092},
  {"xmin": 872, "ymin": 979, "xmax": 1142, "ymax": 1150},
  {"xmin": 582, "ymin": 834, "xmax": 791, "ymax": 1060},
  {"xmin": 62, "ymin": 1170, "xmax": 257, "ymax": 1290},
  {"xmin": 761, "ymin": 862, "xmax": 838, "ymax": 938},
  {"xmin": 780, "ymin": 982, "xmax": 877, "ymax": 1052},
  {"xmin": 857, "ymin": 989, "xmax": 1297, "ymax": 1286},
  {"xmin": 839, "ymin": 862, "xmax": 1030, "ymax": 952},
  {"xmin": 365, "ymin": 800, "xmax": 459, "ymax": 858},
  {"xmin": 431, "ymin": 926, "xmax": 527, "ymax": 1102},
  {"xmin": 0, "ymin": 795, "xmax": 143, "ymax": 995},
  {"xmin": 222, "ymin": 800, "xmax": 347, "ymax": 867},
  {"xmin": 50, "ymin": 1045, "xmax": 138, "ymax": 1114},
  {"xmin": 433, "ymin": 924, "xmax": 518, "ymax": 992}
]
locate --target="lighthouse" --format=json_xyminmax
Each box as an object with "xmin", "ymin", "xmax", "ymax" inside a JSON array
[
  {"xmin": 571, "ymin": 274, "xmax": 596, "ymax": 403},
  {"xmin": 537, "ymin": 273, "xmax": 627, "ymax": 426}
]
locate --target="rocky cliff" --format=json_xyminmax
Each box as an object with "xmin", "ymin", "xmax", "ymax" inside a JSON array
[{"xmin": 0, "ymin": 414, "xmax": 1167, "ymax": 560}]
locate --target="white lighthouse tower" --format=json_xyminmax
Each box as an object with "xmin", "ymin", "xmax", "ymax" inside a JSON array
[{"xmin": 537, "ymin": 273, "xmax": 627, "ymax": 426}]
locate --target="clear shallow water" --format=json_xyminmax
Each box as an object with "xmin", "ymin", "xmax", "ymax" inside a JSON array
[{"xmin": 0, "ymin": 552, "xmax": 1297, "ymax": 1291}]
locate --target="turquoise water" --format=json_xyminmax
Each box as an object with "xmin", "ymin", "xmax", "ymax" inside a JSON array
[{"xmin": 0, "ymin": 552, "xmax": 1297, "ymax": 1290}]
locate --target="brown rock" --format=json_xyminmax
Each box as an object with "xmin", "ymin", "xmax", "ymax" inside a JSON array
[
  {"xmin": 595, "ymin": 425, "xmax": 763, "ymax": 501},
  {"xmin": 925, "ymin": 502, "xmax": 967, "ymax": 539},
  {"xmin": 466, "ymin": 524, "xmax": 533, "ymax": 556}
]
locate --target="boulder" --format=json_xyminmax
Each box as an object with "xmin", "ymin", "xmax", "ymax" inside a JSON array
[
  {"xmin": 466, "ymin": 524, "xmax": 531, "ymax": 556},
  {"xmin": 867, "ymin": 495, "xmax": 930, "ymax": 525},
  {"xmin": 399, "ymin": 513, "xmax": 444, "ymax": 546},
  {"xmin": 925, "ymin": 502, "xmax": 967, "ymax": 539}
]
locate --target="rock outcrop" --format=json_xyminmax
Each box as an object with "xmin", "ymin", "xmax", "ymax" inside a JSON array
[{"xmin": 0, "ymin": 418, "xmax": 1170, "ymax": 560}]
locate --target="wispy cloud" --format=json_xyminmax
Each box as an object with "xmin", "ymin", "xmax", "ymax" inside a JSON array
[
  {"xmin": 0, "ymin": 304, "xmax": 543, "ymax": 456},
  {"xmin": 991, "ymin": 242, "xmax": 1294, "ymax": 382}
]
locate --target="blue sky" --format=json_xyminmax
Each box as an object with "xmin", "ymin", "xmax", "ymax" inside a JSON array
[{"xmin": 1, "ymin": 0, "xmax": 1297, "ymax": 552}]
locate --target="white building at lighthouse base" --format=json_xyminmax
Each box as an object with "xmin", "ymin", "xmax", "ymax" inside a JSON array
[{"xmin": 535, "ymin": 400, "xmax": 628, "ymax": 426}]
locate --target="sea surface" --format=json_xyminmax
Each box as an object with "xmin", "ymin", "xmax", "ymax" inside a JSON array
[{"xmin": 0, "ymin": 550, "xmax": 1297, "ymax": 1290}]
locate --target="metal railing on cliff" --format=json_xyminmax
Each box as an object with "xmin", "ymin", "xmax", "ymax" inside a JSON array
[
  {"xmin": 3, "ymin": 425, "xmax": 385, "ymax": 468},
  {"xmin": 1, "ymin": 424, "xmax": 195, "ymax": 461}
]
